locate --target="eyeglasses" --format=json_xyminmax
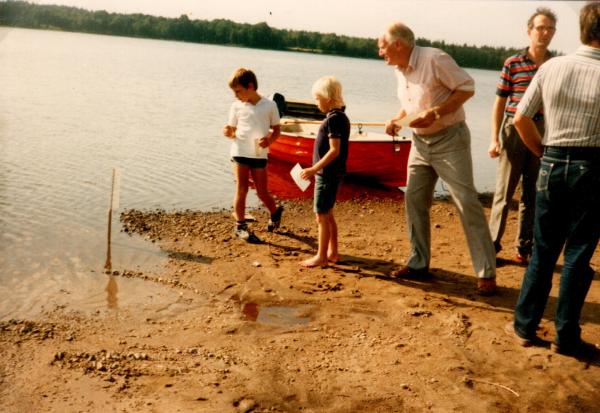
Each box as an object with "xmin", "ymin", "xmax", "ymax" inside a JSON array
[{"xmin": 534, "ymin": 25, "xmax": 556, "ymax": 33}]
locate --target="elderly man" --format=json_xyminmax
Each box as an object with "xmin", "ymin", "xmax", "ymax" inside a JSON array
[
  {"xmin": 506, "ymin": 2, "xmax": 600, "ymax": 357},
  {"xmin": 488, "ymin": 8, "xmax": 557, "ymax": 264},
  {"xmin": 379, "ymin": 22, "xmax": 497, "ymax": 295}
]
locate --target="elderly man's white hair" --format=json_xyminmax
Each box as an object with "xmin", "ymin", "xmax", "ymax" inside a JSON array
[{"xmin": 383, "ymin": 22, "xmax": 415, "ymax": 47}]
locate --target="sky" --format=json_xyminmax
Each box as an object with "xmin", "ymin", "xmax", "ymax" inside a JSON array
[{"xmin": 29, "ymin": 0, "xmax": 587, "ymax": 54}]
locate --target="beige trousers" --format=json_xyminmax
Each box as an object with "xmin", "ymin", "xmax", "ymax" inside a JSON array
[{"xmin": 405, "ymin": 122, "xmax": 496, "ymax": 279}]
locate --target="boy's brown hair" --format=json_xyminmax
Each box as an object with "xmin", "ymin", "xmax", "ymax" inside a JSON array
[{"xmin": 228, "ymin": 68, "xmax": 258, "ymax": 90}]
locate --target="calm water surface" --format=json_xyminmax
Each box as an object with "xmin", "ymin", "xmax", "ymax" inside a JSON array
[{"xmin": 0, "ymin": 28, "xmax": 500, "ymax": 319}]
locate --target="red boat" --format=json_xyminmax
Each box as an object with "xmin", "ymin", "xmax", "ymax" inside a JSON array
[{"xmin": 270, "ymin": 97, "xmax": 411, "ymax": 188}]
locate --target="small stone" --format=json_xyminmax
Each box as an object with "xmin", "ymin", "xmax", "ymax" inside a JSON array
[{"xmin": 236, "ymin": 398, "xmax": 257, "ymax": 412}]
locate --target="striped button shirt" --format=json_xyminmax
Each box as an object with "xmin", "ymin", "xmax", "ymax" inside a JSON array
[
  {"xmin": 497, "ymin": 49, "xmax": 551, "ymax": 119},
  {"xmin": 517, "ymin": 45, "xmax": 600, "ymax": 147}
]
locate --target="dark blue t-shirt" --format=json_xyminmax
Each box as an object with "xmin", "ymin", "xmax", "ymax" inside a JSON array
[{"xmin": 313, "ymin": 109, "xmax": 350, "ymax": 178}]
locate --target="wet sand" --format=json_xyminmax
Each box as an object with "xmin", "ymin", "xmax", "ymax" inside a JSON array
[{"xmin": 1, "ymin": 196, "xmax": 600, "ymax": 412}]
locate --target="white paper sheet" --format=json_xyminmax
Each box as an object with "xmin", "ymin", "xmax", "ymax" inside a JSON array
[{"xmin": 290, "ymin": 163, "xmax": 310, "ymax": 192}]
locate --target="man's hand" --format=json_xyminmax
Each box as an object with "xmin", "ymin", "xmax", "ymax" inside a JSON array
[
  {"xmin": 409, "ymin": 108, "xmax": 437, "ymax": 129},
  {"xmin": 385, "ymin": 120, "xmax": 401, "ymax": 136},
  {"xmin": 488, "ymin": 138, "xmax": 501, "ymax": 158},
  {"xmin": 223, "ymin": 125, "xmax": 236, "ymax": 138}
]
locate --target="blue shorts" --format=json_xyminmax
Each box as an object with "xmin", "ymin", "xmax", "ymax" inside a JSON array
[
  {"xmin": 232, "ymin": 157, "xmax": 267, "ymax": 169},
  {"xmin": 314, "ymin": 175, "xmax": 341, "ymax": 213}
]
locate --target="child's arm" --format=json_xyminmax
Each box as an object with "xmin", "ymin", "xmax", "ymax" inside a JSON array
[
  {"xmin": 300, "ymin": 136, "xmax": 341, "ymax": 180},
  {"xmin": 223, "ymin": 125, "xmax": 236, "ymax": 139},
  {"xmin": 258, "ymin": 125, "xmax": 281, "ymax": 148}
]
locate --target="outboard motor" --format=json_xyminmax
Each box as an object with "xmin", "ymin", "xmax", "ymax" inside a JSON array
[{"xmin": 271, "ymin": 93, "xmax": 286, "ymax": 118}]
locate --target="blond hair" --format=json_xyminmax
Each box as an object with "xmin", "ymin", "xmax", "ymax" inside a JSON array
[{"xmin": 311, "ymin": 76, "xmax": 344, "ymax": 108}]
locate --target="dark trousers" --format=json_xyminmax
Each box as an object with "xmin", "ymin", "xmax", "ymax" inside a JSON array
[{"xmin": 514, "ymin": 146, "xmax": 600, "ymax": 349}]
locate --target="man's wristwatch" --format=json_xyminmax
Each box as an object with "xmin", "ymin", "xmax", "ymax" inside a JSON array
[{"xmin": 433, "ymin": 109, "xmax": 441, "ymax": 120}]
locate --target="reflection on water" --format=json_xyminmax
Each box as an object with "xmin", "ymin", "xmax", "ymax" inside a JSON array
[
  {"xmin": 266, "ymin": 159, "xmax": 405, "ymax": 202},
  {"xmin": 0, "ymin": 27, "xmax": 500, "ymax": 320},
  {"xmin": 242, "ymin": 302, "xmax": 311, "ymax": 327},
  {"xmin": 105, "ymin": 275, "xmax": 118, "ymax": 309}
]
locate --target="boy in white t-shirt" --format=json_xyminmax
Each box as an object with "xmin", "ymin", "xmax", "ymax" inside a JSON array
[{"xmin": 223, "ymin": 68, "xmax": 283, "ymax": 243}]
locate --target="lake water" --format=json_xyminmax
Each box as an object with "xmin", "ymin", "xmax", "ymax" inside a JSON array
[{"xmin": 0, "ymin": 28, "xmax": 500, "ymax": 319}]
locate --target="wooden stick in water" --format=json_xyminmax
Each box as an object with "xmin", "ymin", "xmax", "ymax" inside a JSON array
[{"xmin": 104, "ymin": 168, "xmax": 116, "ymax": 271}]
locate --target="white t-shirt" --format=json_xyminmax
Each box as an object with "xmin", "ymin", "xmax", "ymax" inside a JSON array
[{"xmin": 227, "ymin": 97, "xmax": 280, "ymax": 159}]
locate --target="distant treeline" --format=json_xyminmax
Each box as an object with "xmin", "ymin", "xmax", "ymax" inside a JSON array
[{"xmin": 1, "ymin": 1, "xmax": 523, "ymax": 70}]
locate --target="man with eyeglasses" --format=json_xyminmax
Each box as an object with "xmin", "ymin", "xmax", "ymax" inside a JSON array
[{"xmin": 488, "ymin": 7, "xmax": 556, "ymax": 266}]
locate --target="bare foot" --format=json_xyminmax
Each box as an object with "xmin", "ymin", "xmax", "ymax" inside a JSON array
[
  {"xmin": 300, "ymin": 256, "xmax": 328, "ymax": 268},
  {"xmin": 327, "ymin": 255, "xmax": 339, "ymax": 264}
]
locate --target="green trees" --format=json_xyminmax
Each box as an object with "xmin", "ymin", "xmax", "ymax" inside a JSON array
[{"xmin": 0, "ymin": 1, "xmax": 523, "ymax": 70}]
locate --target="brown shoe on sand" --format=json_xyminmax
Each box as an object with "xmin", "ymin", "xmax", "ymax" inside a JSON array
[
  {"xmin": 389, "ymin": 266, "xmax": 430, "ymax": 279},
  {"xmin": 476, "ymin": 278, "xmax": 497, "ymax": 296}
]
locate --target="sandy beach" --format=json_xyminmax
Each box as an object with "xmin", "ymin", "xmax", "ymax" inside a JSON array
[{"xmin": 1, "ymin": 195, "xmax": 599, "ymax": 412}]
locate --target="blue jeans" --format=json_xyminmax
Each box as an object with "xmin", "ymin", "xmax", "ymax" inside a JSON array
[{"xmin": 514, "ymin": 146, "xmax": 600, "ymax": 349}]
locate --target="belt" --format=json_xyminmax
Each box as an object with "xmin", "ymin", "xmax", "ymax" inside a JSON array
[
  {"xmin": 413, "ymin": 121, "xmax": 465, "ymax": 139},
  {"xmin": 543, "ymin": 146, "xmax": 600, "ymax": 161}
]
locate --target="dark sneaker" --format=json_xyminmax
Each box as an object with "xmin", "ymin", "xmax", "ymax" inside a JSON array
[
  {"xmin": 234, "ymin": 224, "xmax": 262, "ymax": 244},
  {"xmin": 234, "ymin": 225, "xmax": 251, "ymax": 241},
  {"xmin": 267, "ymin": 205, "xmax": 284, "ymax": 232},
  {"xmin": 246, "ymin": 232, "xmax": 262, "ymax": 244}
]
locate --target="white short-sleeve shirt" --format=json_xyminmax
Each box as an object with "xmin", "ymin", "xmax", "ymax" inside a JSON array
[{"xmin": 227, "ymin": 97, "xmax": 280, "ymax": 159}]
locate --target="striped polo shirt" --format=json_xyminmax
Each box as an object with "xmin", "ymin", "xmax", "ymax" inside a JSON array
[
  {"xmin": 496, "ymin": 49, "xmax": 552, "ymax": 119},
  {"xmin": 517, "ymin": 45, "xmax": 600, "ymax": 148}
]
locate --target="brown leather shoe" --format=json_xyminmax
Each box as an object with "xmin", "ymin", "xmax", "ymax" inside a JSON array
[
  {"xmin": 389, "ymin": 266, "xmax": 430, "ymax": 279},
  {"xmin": 515, "ymin": 252, "xmax": 529, "ymax": 265},
  {"xmin": 476, "ymin": 278, "xmax": 497, "ymax": 296}
]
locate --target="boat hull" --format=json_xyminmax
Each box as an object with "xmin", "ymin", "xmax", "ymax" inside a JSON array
[{"xmin": 269, "ymin": 133, "xmax": 411, "ymax": 188}]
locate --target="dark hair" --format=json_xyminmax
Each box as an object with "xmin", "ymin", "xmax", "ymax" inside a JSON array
[
  {"xmin": 580, "ymin": 2, "xmax": 600, "ymax": 45},
  {"xmin": 527, "ymin": 7, "xmax": 557, "ymax": 29},
  {"xmin": 228, "ymin": 68, "xmax": 258, "ymax": 90}
]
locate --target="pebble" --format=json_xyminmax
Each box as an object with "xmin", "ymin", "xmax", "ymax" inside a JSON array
[{"xmin": 236, "ymin": 398, "xmax": 257, "ymax": 413}]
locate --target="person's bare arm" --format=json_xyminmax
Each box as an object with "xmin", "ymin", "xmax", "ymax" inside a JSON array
[
  {"xmin": 385, "ymin": 109, "xmax": 407, "ymax": 137},
  {"xmin": 514, "ymin": 112, "xmax": 543, "ymax": 157},
  {"xmin": 300, "ymin": 137, "xmax": 341, "ymax": 180},
  {"xmin": 409, "ymin": 89, "xmax": 474, "ymax": 129},
  {"xmin": 488, "ymin": 96, "xmax": 507, "ymax": 158},
  {"xmin": 258, "ymin": 125, "xmax": 281, "ymax": 148}
]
